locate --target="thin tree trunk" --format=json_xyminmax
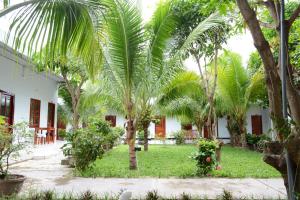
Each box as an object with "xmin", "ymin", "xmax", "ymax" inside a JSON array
[
  {"xmin": 143, "ymin": 124, "xmax": 148, "ymax": 151},
  {"xmin": 127, "ymin": 102, "xmax": 137, "ymax": 170}
]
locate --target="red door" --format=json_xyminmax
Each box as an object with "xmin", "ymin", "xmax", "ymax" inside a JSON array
[
  {"xmin": 155, "ymin": 116, "xmax": 166, "ymax": 138},
  {"xmin": 0, "ymin": 91, "xmax": 14, "ymax": 126},
  {"xmin": 251, "ymin": 115, "xmax": 263, "ymax": 135},
  {"xmin": 47, "ymin": 103, "xmax": 55, "ymax": 142}
]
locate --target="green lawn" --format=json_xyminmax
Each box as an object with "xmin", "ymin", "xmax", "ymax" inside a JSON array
[{"xmin": 80, "ymin": 145, "xmax": 280, "ymax": 178}]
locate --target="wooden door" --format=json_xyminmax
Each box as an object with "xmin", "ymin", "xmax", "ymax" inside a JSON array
[
  {"xmin": 47, "ymin": 103, "xmax": 55, "ymax": 143},
  {"xmin": 105, "ymin": 115, "xmax": 116, "ymax": 127},
  {"xmin": 155, "ymin": 116, "xmax": 166, "ymax": 138},
  {"xmin": 29, "ymin": 99, "xmax": 41, "ymax": 128},
  {"xmin": 251, "ymin": 115, "xmax": 263, "ymax": 135},
  {"xmin": 0, "ymin": 91, "xmax": 14, "ymax": 126},
  {"xmin": 47, "ymin": 103, "xmax": 55, "ymax": 128}
]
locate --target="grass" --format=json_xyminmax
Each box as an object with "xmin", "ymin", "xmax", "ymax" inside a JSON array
[{"xmin": 80, "ymin": 144, "xmax": 281, "ymax": 178}]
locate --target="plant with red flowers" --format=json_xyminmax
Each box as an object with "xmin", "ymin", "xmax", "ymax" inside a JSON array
[{"xmin": 191, "ymin": 139, "xmax": 218, "ymax": 176}]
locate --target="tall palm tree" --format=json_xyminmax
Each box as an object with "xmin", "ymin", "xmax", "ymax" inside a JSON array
[{"xmin": 217, "ymin": 51, "xmax": 265, "ymax": 147}]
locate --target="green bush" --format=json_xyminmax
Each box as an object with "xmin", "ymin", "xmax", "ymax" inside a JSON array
[
  {"xmin": 246, "ymin": 133, "xmax": 271, "ymax": 152},
  {"xmin": 58, "ymin": 129, "xmax": 68, "ymax": 139},
  {"xmin": 246, "ymin": 133, "xmax": 260, "ymax": 145},
  {"xmin": 191, "ymin": 139, "xmax": 218, "ymax": 176},
  {"xmin": 173, "ymin": 131, "xmax": 185, "ymax": 145},
  {"xmin": 112, "ymin": 126, "xmax": 125, "ymax": 138},
  {"xmin": 72, "ymin": 128, "xmax": 105, "ymax": 171},
  {"xmin": 89, "ymin": 119, "xmax": 122, "ymax": 150}
]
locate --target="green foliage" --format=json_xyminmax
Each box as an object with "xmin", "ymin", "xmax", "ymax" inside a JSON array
[
  {"xmin": 171, "ymin": 0, "xmax": 232, "ymax": 60},
  {"xmin": 2, "ymin": 0, "xmax": 104, "ymax": 74},
  {"xmin": 72, "ymin": 128, "xmax": 105, "ymax": 171},
  {"xmin": 89, "ymin": 119, "xmax": 121, "ymax": 150},
  {"xmin": 246, "ymin": 133, "xmax": 271, "ymax": 152},
  {"xmin": 0, "ymin": 118, "xmax": 33, "ymax": 178},
  {"xmin": 191, "ymin": 139, "xmax": 218, "ymax": 176},
  {"xmin": 62, "ymin": 119, "xmax": 123, "ymax": 171},
  {"xmin": 58, "ymin": 129, "xmax": 68, "ymax": 139},
  {"xmin": 173, "ymin": 130, "xmax": 186, "ymax": 145},
  {"xmin": 159, "ymin": 71, "xmax": 208, "ymax": 133},
  {"xmin": 112, "ymin": 127, "xmax": 125, "ymax": 138}
]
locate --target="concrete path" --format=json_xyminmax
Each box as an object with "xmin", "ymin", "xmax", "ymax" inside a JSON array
[{"xmin": 10, "ymin": 142, "xmax": 287, "ymax": 199}]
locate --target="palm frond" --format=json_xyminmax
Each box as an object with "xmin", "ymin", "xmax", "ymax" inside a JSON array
[
  {"xmin": 148, "ymin": 0, "xmax": 177, "ymax": 78},
  {"xmin": 103, "ymin": 0, "xmax": 145, "ymax": 102},
  {"xmin": 1, "ymin": 0, "xmax": 104, "ymax": 75},
  {"xmin": 177, "ymin": 12, "xmax": 224, "ymax": 57}
]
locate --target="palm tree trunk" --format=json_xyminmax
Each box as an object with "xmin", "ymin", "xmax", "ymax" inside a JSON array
[
  {"xmin": 127, "ymin": 114, "xmax": 137, "ymax": 170},
  {"xmin": 238, "ymin": 117, "xmax": 247, "ymax": 148},
  {"xmin": 143, "ymin": 124, "xmax": 149, "ymax": 151}
]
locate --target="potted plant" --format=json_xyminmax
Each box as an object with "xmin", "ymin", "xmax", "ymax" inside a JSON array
[{"xmin": 0, "ymin": 117, "xmax": 33, "ymax": 196}]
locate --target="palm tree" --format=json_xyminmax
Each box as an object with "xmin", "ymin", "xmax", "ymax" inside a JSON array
[
  {"xmin": 158, "ymin": 71, "xmax": 208, "ymax": 135},
  {"xmin": 217, "ymin": 51, "xmax": 265, "ymax": 147},
  {"xmin": 1, "ymin": 0, "xmax": 224, "ymax": 170}
]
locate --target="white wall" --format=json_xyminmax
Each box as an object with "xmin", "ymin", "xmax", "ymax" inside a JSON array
[
  {"xmin": 0, "ymin": 51, "xmax": 59, "ymax": 130},
  {"xmin": 217, "ymin": 106, "xmax": 273, "ymax": 141},
  {"xmin": 106, "ymin": 107, "xmax": 273, "ymax": 141}
]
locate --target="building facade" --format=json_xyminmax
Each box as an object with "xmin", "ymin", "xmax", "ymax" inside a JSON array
[
  {"xmin": 105, "ymin": 105, "xmax": 273, "ymax": 143},
  {"xmin": 0, "ymin": 42, "xmax": 62, "ymax": 142}
]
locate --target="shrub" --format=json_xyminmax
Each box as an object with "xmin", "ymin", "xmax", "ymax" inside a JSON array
[
  {"xmin": 173, "ymin": 130, "xmax": 185, "ymax": 145},
  {"xmin": 89, "ymin": 119, "xmax": 121, "ymax": 150},
  {"xmin": 191, "ymin": 139, "xmax": 218, "ymax": 176},
  {"xmin": 246, "ymin": 133, "xmax": 271, "ymax": 152},
  {"xmin": 72, "ymin": 129, "xmax": 105, "ymax": 171},
  {"xmin": 58, "ymin": 129, "xmax": 68, "ymax": 139}
]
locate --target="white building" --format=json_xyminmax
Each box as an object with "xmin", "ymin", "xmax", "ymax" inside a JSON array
[
  {"xmin": 0, "ymin": 42, "xmax": 62, "ymax": 143},
  {"xmin": 105, "ymin": 105, "xmax": 273, "ymax": 144}
]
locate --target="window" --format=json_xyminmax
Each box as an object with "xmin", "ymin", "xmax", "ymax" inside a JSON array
[{"xmin": 29, "ymin": 99, "xmax": 41, "ymax": 128}]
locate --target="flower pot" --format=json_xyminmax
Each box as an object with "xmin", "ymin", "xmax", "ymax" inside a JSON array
[{"xmin": 0, "ymin": 174, "xmax": 26, "ymax": 196}]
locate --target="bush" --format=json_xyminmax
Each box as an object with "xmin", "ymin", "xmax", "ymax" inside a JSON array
[
  {"xmin": 191, "ymin": 139, "xmax": 218, "ymax": 176},
  {"xmin": 246, "ymin": 133, "xmax": 271, "ymax": 152},
  {"xmin": 173, "ymin": 131, "xmax": 185, "ymax": 145},
  {"xmin": 58, "ymin": 129, "xmax": 68, "ymax": 139},
  {"xmin": 72, "ymin": 129, "xmax": 105, "ymax": 171},
  {"xmin": 89, "ymin": 119, "xmax": 121, "ymax": 150}
]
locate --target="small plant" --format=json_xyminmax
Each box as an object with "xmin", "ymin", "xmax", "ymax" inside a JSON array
[
  {"xmin": 145, "ymin": 190, "xmax": 160, "ymax": 200},
  {"xmin": 0, "ymin": 117, "xmax": 33, "ymax": 179},
  {"xmin": 191, "ymin": 139, "xmax": 218, "ymax": 176},
  {"xmin": 79, "ymin": 190, "xmax": 95, "ymax": 200},
  {"xmin": 180, "ymin": 193, "xmax": 192, "ymax": 200},
  {"xmin": 173, "ymin": 130, "xmax": 185, "ymax": 145},
  {"xmin": 218, "ymin": 190, "xmax": 233, "ymax": 200}
]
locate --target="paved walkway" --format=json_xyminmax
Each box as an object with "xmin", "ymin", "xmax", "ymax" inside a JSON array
[{"xmin": 10, "ymin": 142, "xmax": 287, "ymax": 199}]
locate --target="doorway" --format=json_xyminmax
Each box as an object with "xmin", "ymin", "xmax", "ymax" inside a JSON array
[{"xmin": 0, "ymin": 90, "xmax": 14, "ymax": 126}]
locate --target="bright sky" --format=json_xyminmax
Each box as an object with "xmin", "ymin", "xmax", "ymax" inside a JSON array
[{"xmin": 0, "ymin": 0, "xmax": 256, "ymax": 71}]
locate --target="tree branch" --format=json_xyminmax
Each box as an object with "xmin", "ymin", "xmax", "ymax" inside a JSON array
[
  {"xmin": 288, "ymin": 4, "xmax": 300, "ymax": 28},
  {"xmin": 259, "ymin": 21, "xmax": 276, "ymax": 29}
]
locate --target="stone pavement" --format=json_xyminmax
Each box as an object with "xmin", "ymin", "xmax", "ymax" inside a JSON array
[{"xmin": 10, "ymin": 142, "xmax": 287, "ymax": 199}]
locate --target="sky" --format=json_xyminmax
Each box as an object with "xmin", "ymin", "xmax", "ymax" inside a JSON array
[{"xmin": 0, "ymin": 0, "xmax": 257, "ymax": 72}]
